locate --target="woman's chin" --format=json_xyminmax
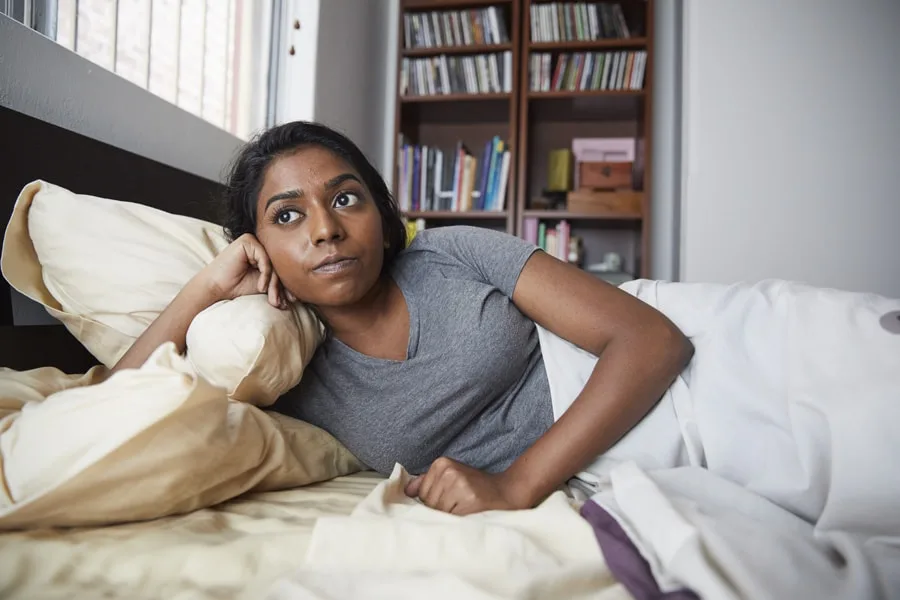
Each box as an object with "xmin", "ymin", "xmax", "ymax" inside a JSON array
[{"xmin": 302, "ymin": 283, "xmax": 370, "ymax": 309}]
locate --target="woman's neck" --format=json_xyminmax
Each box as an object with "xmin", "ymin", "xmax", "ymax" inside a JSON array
[{"xmin": 315, "ymin": 275, "xmax": 400, "ymax": 343}]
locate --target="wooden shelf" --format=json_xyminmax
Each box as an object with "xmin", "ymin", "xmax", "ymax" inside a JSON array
[
  {"xmin": 395, "ymin": 0, "xmax": 655, "ymax": 255},
  {"xmin": 403, "ymin": 0, "xmax": 512, "ymax": 8},
  {"xmin": 522, "ymin": 210, "xmax": 642, "ymax": 221},
  {"xmin": 529, "ymin": 37, "xmax": 648, "ymax": 51},
  {"xmin": 527, "ymin": 89, "xmax": 645, "ymax": 99},
  {"xmin": 400, "ymin": 92, "xmax": 512, "ymax": 103},
  {"xmin": 403, "ymin": 43, "xmax": 512, "ymax": 57},
  {"xmin": 405, "ymin": 211, "xmax": 509, "ymax": 220}
]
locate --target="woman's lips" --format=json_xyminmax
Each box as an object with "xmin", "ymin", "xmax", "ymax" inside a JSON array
[{"xmin": 313, "ymin": 257, "xmax": 357, "ymax": 274}]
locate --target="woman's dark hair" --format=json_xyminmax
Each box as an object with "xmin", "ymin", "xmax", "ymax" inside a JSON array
[{"xmin": 221, "ymin": 121, "xmax": 407, "ymax": 270}]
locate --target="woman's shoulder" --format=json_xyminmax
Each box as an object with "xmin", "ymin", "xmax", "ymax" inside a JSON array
[
  {"xmin": 404, "ymin": 225, "xmax": 525, "ymax": 256},
  {"xmin": 395, "ymin": 225, "xmax": 539, "ymax": 295}
]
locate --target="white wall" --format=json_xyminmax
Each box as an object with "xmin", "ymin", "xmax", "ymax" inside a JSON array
[
  {"xmin": 279, "ymin": 0, "xmax": 396, "ymax": 179},
  {"xmin": 314, "ymin": 0, "xmax": 394, "ymax": 175},
  {"xmin": 276, "ymin": 0, "xmax": 320, "ymax": 126},
  {"xmin": 0, "ymin": 15, "xmax": 243, "ymax": 183},
  {"xmin": 649, "ymin": 0, "xmax": 682, "ymax": 282},
  {"xmin": 680, "ymin": 0, "xmax": 900, "ymax": 298}
]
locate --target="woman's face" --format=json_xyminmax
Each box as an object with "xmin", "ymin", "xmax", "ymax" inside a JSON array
[{"xmin": 255, "ymin": 145, "xmax": 386, "ymax": 307}]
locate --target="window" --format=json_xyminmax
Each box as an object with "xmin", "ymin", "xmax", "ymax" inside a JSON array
[{"xmin": 3, "ymin": 0, "xmax": 278, "ymax": 140}]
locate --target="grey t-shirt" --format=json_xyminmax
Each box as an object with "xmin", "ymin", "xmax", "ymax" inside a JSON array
[{"xmin": 274, "ymin": 225, "xmax": 555, "ymax": 476}]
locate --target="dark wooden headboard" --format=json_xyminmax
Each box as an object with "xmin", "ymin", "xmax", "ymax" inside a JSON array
[{"xmin": 0, "ymin": 106, "xmax": 226, "ymax": 373}]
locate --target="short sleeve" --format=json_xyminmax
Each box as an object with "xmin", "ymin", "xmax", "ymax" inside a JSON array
[{"xmin": 409, "ymin": 226, "xmax": 540, "ymax": 297}]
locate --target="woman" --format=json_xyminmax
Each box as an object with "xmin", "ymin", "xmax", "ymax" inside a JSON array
[{"xmin": 112, "ymin": 121, "xmax": 694, "ymax": 516}]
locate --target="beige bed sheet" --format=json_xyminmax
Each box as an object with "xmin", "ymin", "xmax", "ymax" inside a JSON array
[
  {"xmin": 270, "ymin": 464, "xmax": 632, "ymax": 600},
  {"xmin": 0, "ymin": 471, "xmax": 385, "ymax": 600}
]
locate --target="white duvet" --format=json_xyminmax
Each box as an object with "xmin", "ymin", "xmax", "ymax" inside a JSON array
[
  {"xmin": 541, "ymin": 278, "xmax": 900, "ymax": 599},
  {"xmin": 270, "ymin": 278, "xmax": 900, "ymax": 599}
]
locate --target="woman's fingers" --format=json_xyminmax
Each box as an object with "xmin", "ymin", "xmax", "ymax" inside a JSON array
[
  {"xmin": 414, "ymin": 457, "xmax": 458, "ymax": 510},
  {"xmin": 245, "ymin": 237, "xmax": 271, "ymax": 295},
  {"xmin": 405, "ymin": 475, "xmax": 423, "ymax": 498},
  {"xmin": 235, "ymin": 234, "xmax": 286, "ymax": 307},
  {"xmin": 268, "ymin": 272, "xmax": 282, "ymax": 308}
]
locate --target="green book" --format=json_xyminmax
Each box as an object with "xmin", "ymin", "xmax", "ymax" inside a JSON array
[{"xmin": 547, "ymin": 149, "xmax": 573, "ymax": 191}]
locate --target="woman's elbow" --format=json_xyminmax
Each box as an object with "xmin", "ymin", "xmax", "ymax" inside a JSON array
[{"xmin": 658, "ymin": 319, "xmax": 694, "ymax": 373}]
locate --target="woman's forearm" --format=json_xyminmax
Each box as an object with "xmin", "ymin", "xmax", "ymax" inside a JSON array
[
  {"xmin": 110, "ymin": 276, "xmax": 222, "ymax": 374},
  {"xmin": 503, "ymin": 324, "xmax": 693, "ymax": 507}
]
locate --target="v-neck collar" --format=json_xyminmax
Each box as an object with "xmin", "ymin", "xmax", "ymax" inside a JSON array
[{"xmin": 328, "ymin": 274, "xmax": 419, "ymax": 365}]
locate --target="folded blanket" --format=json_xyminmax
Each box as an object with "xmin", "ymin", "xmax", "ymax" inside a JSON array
[{"xmin": 267, "ymin": 464, "xmax": 632, "ymax": 600}]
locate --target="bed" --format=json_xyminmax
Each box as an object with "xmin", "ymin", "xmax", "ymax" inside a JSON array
[
  {"xmin": 0, "ymin": 106, "xmax": 217, "ymax": 373},
  {"xmin": 3, "ymin": 106, "xmax": 899, "ymax": 600},
  {"xmin": 0, "ymin": 109, "xmax": 637, "ymax": 600},
  {"xmin": 0, "ymin": 471, "xmax": 385, "ymax": 599},
  {"xmin": 0, "ymin": 107, "xmax": 385, "ymax": 598}
]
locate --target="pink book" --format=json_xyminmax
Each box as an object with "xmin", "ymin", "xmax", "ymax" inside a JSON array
[{"xmin": 523, "ymin": 217, "xmax": 538, "ymax": 245}]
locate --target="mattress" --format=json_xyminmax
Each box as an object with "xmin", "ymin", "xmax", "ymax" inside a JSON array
[{"xmin": 0, "ymin": 471, "xmax": 385, "ymax": 600}]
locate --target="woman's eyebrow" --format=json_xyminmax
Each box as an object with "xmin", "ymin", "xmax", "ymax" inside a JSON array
[
  {"xmin": 264, "ymin": 173, "xmax": 360, "ymax": 210},
  {"xmin": 265, "ymin": 189, "xmax": 302, "ymax": 210},
  {"xmin": 324, "ymin": 173, "xmax": 361, "ymax": 190}
]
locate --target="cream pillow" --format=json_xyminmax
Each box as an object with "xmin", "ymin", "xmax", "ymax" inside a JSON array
[
  {"xmin": 1, "ymin": 180, "xmax": 322, "ymax": 406},
  {"xmin": 186, "ymin": 295, "xmax": 322, "ymax": 406},
  {"xmin": 0, "ymin": 343, "xmax": 363, "ymax": 530}
]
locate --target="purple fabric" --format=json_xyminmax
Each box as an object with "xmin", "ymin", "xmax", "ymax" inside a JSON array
[{"xmin": 580, "ymin": 500, "xmax": 699, "ymax": 600}]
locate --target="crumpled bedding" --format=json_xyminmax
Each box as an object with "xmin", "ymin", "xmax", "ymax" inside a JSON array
[
  {"xmin": 0, "ymin": 471, "xmax": 384, "ymax": 600},
  {"xmin": 267, "ymin": 464, "xmax": 632, "ymax": 600},
  {"xmin": 0, "ymin": 344, "xmax": 363, "ymax": 530},
  {"xmin": 561, "ymin": 279, "xmax": 900, "ymax": 600},
  {"xmin": 3, "ymin": 277, "xmax": 898, "ymax": 599}
]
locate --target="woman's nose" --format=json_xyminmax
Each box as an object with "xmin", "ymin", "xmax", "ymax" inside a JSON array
[{"xmin": 308, "ymin": 206, "xmax": 345, "ymax": 246}]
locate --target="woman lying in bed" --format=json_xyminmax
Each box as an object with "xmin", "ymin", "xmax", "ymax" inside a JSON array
[{"xmin": 112, "ymin": 121, "xmax": 694, "ymax": 515}]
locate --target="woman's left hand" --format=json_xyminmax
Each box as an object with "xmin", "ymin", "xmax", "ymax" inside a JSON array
[{"xmin": 404, "ymin": 457, "xmax": 531, "ymax": 515}]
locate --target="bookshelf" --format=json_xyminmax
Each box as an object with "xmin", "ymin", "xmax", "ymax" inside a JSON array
[
  {"xmin": 392, "ymin": 0, "xmax": 655, "ymax": 280},
  {"xmin": 517, "ymin": 0, "xmax": 653, "ymax": 279},
  {"xmin": 393, "ymin": 0, "xmax": 520, "ymax": 236}
]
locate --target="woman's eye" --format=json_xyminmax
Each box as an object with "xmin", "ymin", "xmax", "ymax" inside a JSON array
[
  {"xmin": 276, "ymin": 209, "xmax": 301, "ymax": 225},
  {"xmin": 333, "ymin": 192, "xmax": 360, "ymax": 208}
]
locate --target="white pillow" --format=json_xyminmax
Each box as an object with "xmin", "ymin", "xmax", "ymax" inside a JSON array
[{"xmin": 1, "ymin": 180, "xmax": 322, "ymax": 406}]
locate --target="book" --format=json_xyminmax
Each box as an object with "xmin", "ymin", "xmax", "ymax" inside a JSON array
[
  {"xmin": 396, "ymin": 135, "xmax": 511, "ymax": 213},
  {"xmin": 530, "ymin": 50, "xmax": 646, "ymax": 92}
]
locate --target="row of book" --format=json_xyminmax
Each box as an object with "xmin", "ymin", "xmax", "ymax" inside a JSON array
[
  {"xmin": 403, "ymin": 7, "xmax": 510, "ymax": 49},
  {"xmin": 523, "ymin": 218, "xmax": 572, "ymax": 262},
  {"xmin": 530, "ymin": 50, "xmax": 647, "ymax": 92},
  {"xmin": 400, "ymin": 51, "xmax": 513, "ymax": 97},
  {"xmin": 396, "ymin": 137, "xmax": 511, "ymax": 213},
  {"xmin": 530, "ymin": 2, "xmax": 633, "ymax": 43}
]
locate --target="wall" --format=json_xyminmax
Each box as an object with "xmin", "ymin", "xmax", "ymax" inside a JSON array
[
  {"xmin": 314, "ymin": 0, "xmax": 394, "ymax": 174},
  {"xmin": 279, "ymin": 0, "xmax": 396, "ymax": 178},
  {"xmin": 649, "ymin": 0, "xmax": 682, "ymax": 281},
  {"xmin": 680, "ymin": 0, "xmax": 900, "ymax": 298},
  {"xmin": 276, "ymin": 0, "xmax": 320, "ymax": 127},
  {"xmin": 0, "ymin": 15, "xmax": 244, "ymax": 183}
]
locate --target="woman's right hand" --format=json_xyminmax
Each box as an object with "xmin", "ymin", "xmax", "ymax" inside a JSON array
[
  {"xmin": 196, "ymin": 234, "xmax": 292, "ymax": 309},
  {"xmin": 112, "ymin": 234, "xmax": 292, "ymax": 374}
]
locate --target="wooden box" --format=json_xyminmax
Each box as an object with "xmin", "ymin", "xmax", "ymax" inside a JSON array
[
  {"xmin": 578, "ymin": 161, "xmax": 633, "ymax": 190},
  {"xmin": 567, "ymin": 190, "xmax": 643, "ymax": 215}
]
